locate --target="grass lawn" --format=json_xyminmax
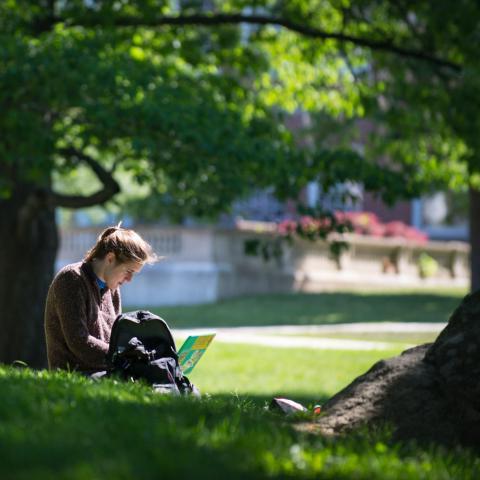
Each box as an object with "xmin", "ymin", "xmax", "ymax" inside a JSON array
[
  {"xmin": 138, "ymin": 289, "xmax": 467, "ymax": 329},
  {"xmin": 1, "ymin": 348, "xmax": 478, "ymax": 480},
  {"xmin": 182, "ymin": 342, "xmax": 405, "ymax": 404},
  {"xmin": 2, "ymin": 289, "xmax": 476, "ymax": 479}
]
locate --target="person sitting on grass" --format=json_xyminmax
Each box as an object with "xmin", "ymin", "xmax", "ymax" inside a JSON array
[{"xmin": 44, "ymin": 224, "xmax": 158, "ymax": 374}]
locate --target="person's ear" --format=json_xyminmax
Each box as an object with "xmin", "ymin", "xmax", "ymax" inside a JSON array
[{"xmin": 105, "ymin": 252, "xmax": 116, "ymax": 264}]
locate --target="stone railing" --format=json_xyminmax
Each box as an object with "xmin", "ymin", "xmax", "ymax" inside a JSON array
[
  {"xmin": 59, "ymin": 227, "xmax": 184, "ymax": 259},
  {"xmin": 56, "ymin": 225, "xmax": 470, "ymax": 306},
  {"xmin": 291, "ymin": 233, "xmax": 469, "ymax": 291}
]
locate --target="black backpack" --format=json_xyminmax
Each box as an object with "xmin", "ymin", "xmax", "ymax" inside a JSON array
[{"xmin": 106, "ymin": 310, "xmax": 198, "ymax": 396}]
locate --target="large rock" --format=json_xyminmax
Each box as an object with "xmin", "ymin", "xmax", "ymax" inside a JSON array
[{"xmin": 312, "ymin": 291, "xmax": 480, "ymax": 446}]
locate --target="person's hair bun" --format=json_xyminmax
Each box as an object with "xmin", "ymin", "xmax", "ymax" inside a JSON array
[
  {"xmin": 99, "ymin": 226, "xmax": 120, "ymax": 240},
  {"xmin": 84, "ymin": 222, "xmax": 158, "ymax": 265}
]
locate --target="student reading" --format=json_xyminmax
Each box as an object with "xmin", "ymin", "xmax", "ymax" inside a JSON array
[{"xmin": 44, "ymin": 224, "xmax": 158, "ymax": 372}]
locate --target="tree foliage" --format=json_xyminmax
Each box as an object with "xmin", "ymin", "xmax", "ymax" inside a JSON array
[{"xmin": 3, "ymin": 0, "xmax": 454, "ymax": 224}]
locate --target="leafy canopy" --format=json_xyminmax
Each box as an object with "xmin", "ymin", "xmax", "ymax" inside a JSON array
[{"xmin": 2, "ymin": 0, "xmax": 477, "ymax": 220}]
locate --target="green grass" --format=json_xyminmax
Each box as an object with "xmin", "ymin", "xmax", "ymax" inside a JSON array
[
  {"xmin": 1, "ymin": 360, "xmax": 478, "ymax": 480},
  {"xmin": 185, "ymin": 342, "xmax": 404, "ymax": 402},
  {"xmin": 2, "ymin": 289, "xmax": 475, "ymax": 478},
  {"xmin": 139, "ymin": 289, "xmax": 467, "ymax": 329}
]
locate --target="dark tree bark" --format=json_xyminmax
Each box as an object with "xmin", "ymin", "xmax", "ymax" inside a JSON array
[
  {"xmin": 0, "ymin": 185, "xmax": 58, "ymax": 368},
  {"xmin": 469, "ymin": 187, "xmax": 480, "ymax": 292},
  {"xmin": 309, "ymin": 290, "xmax": 480, "ymax": 447},
  {"xmin": 0, "ymin": 152, "xmax": 120, "ymax": 368}
]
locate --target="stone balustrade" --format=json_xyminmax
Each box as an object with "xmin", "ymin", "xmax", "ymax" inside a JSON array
[{"xmin": 56, "ymin": 225, "xmax": 470, "ymax": 306}]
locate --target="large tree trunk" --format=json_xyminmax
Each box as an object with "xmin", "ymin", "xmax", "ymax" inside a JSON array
[
  {"xmin": 309, "ymin": 290, "xmax": 480, "ymax": 447},
  {"xmin": 0, "ymin": 186, "xmax": 58, "ymax": 368},
  {"xmin": 469, "ymin": 188, "xmax": 480, "ymax": 292}
]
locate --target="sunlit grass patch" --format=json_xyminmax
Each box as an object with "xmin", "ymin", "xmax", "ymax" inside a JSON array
[{"xmin": 187, "ymin": 342, "xmax": 404, "ymax": 402}]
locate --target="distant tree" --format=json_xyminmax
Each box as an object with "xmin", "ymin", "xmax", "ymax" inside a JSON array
[{"xmin": 1, "ymin": 0, "xmax": 476, "ymax": 366}]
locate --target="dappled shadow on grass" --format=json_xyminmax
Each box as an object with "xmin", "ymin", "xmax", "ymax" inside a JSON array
[
  {"xmin": 146, "ymin": 291, "xmax": 466, "ymax": 329},
  {"xmin": 0, "ymin": 368, "xmax": 477, "ymax": 480},
  {"xmin": 0, "ymin": 369, "xmax": 321, "ymax": 480},
  {"xmin": 239, "ymin": 392, "xmax": 329, "ymax": 410}
]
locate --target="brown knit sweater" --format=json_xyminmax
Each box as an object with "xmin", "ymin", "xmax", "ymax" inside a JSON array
[{"xmin": 44, "ymin": 261, "xmax": 121, "ymax": 371}]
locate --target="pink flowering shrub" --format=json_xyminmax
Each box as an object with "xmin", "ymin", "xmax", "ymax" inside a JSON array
[
  {"xmin": 278, "ymin": 214, "xmax": 350, "ymax": 242},
  {"xmin": 382, "ymin": 220, "xmax": 428, "ymax": 243},
  {"xmin": 278, "ymin": 211, "xmax": 428, "ymax": 244}
]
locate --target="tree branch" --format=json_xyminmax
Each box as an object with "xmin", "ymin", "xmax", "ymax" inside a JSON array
[
  {"xmin": 48, "ymin": 0, "xmax": 55, "ymax": 16},
  {"xmin": 51, "ymin": 148, "xmax": 120, "ymax": 208},
  {"xmin": 48, "ymin": 12, "xmax": 462, "ymax": 72}
]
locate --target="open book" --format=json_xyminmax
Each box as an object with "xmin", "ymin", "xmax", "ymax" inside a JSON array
[{"xmin": 177, "ymin": 334, "xmax": 216, "ymax": 374}]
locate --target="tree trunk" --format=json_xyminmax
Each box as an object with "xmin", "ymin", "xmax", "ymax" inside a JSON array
[
  {"xmin": 469, "ymin": 187, "xmax": 480, "ymax": 292},
  {"xmin": 311, "ymin": 290, "xmax": 480, "ymax": 447},
  {"xmin": 0, "ymin": 186, "xmax": 58, "ymax": 368}
]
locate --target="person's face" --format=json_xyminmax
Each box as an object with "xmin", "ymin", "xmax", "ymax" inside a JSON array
[{"xmin": 103, "ymin": 253, "xmax": 144, "ymax": 290}]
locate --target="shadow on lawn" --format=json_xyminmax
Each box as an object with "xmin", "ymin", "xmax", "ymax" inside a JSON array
[
  {"xmin": 149, "ymin": 291, "xmax": 466, "ymax": 329},
  {"xmin": 1, "ymin": 371, "xmax": 477, "ymax": 480},
  {"xmin": 0, "ymin": 372, "xmax": 327, "ymax": 480}
]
